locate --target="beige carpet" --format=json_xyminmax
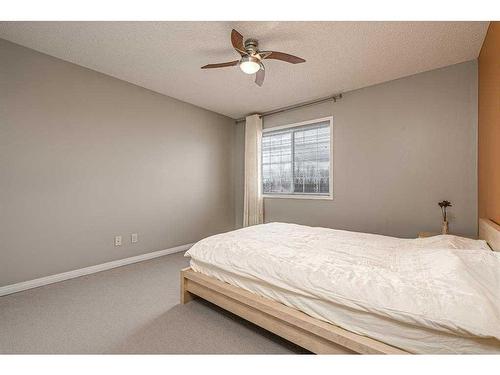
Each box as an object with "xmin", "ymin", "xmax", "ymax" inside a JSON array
[{"xmin": 0, "ymin": 251, "xmax": 307, "ymax": 354}]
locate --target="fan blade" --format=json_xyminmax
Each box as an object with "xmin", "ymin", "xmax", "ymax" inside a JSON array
[
  {"xmin": 231, "ymin": 29, "xmax": 246, "ymax": 55},
  {"xmin": 255, "ymin": 67, "xmax": 265, "ymax": 87},
  {"xmin": 260, "ymin": 51, "xmax": 305, "ymax": 64},
  {"xmin": 201, "ymin": 60, "xmax": 239, "ymax": 69},
  {"xmin": 258, "ymin": 51, "xmax": 273, "ymax": 59}
]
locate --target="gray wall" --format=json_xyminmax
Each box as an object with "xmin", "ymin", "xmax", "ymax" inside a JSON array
[
  {"xmin": 0, "ymin": 39, "xmax": 235, "ymax": 286},
  {"xmin": 235, "ymin": 60, "xmax": 478, "ymax": 238}
]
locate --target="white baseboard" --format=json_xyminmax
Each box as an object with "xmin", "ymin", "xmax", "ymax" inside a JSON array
[{"xmin": 0, "ymin": 243, "xmax": 194, "ymax": 297}]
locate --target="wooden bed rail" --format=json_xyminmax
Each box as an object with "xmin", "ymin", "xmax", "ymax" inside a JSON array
[{"xmin": 180, "ymin": 267, "xmax": 407, "ymax": 354}]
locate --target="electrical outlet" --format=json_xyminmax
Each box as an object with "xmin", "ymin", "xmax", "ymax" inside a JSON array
[
  {"xmin": 114, "ymin": 235, "xmax": 122, "ymax": 246},
  {"xmin": 131, "ymin": 233, "xmax": 138, "ymax": 243}
]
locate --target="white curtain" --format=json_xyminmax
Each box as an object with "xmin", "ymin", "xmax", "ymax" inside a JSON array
[{"xmin": 243, "ymin": 114, "xmax": 264, "ymax": 227}]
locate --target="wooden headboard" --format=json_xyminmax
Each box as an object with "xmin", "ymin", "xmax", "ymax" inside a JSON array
[{"xmin": 479, "ymin": 218, "xmax": 500, "ymax": 252}]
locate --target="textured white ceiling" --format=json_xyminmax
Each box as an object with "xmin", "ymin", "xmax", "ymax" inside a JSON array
[{"xmin": 0, "ymin": 21, "xmax": 489, "ymax": 119}]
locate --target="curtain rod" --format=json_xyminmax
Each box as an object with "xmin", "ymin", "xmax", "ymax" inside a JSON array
[{"xmin": 235, "ymin": 93, "xmax": 342, "ymax": 124}]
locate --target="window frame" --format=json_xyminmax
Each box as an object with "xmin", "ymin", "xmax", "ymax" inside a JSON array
[{"xmin": 261, "ymin": 116, "xmax": 333, "ymax": 200}]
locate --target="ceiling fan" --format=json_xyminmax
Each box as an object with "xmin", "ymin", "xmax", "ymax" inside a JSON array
[{"xmin": 201, "ymin": 29, "xmax": 306, "ymax": 87}]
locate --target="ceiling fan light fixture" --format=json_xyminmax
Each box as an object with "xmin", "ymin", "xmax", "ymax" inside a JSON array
[{"xmin": 239, "ymin": 56, "xmax": 261, "ymax": 74}]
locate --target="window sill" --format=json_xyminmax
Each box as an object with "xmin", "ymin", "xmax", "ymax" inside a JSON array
[{"xmin": 262, "ymin": 194, "xmax": 333, "ymax": 200}]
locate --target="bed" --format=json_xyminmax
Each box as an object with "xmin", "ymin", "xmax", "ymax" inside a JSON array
[{"xmin": 180, "ymin": 218, "xmax": 500, "ymax": 354}]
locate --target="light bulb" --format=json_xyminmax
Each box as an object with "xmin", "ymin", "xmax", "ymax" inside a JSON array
[{"xmin": 239, "ymin": 56, "xmax": 261, "ymax": 74}]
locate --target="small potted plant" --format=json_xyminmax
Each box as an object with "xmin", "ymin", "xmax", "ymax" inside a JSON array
[{"xmin": 438, "ymin": 200, "xmax": 452, "ymax": 234}]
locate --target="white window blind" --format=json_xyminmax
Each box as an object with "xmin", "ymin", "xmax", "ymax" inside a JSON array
[{"xmin": 262, "ymin": 119, "xmax": 331, "ymax": 197}]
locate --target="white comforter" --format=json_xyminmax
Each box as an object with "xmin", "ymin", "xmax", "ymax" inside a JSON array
[{"xmin": 185, "ymin": 223, "xmax": 500, "ymax": 348}]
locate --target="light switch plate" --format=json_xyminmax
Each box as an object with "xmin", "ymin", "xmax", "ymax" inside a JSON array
[{"xmin": 131, "ymin": 233, "xmax": 138, "ymax": 243}]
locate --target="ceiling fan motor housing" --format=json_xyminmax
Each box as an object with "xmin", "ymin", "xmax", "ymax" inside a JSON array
[{"xmin": 244, "ymin": 39, "xmax": 259, "ymax": 55}]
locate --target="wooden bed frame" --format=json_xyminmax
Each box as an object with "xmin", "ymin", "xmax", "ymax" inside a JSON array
[{"xmin": 180, "ymin": 218, "xmax": 500, "ymax": 354}]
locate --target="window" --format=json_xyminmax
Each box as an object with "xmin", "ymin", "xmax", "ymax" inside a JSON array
[{"xmin": 262, "ymin": 117, "xmax": 332, "ymax": 199}]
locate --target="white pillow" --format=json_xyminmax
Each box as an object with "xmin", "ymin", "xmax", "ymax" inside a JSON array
[{"xmin": 417, "ymin": 234, "xmax": 491, "ymax": 251}]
